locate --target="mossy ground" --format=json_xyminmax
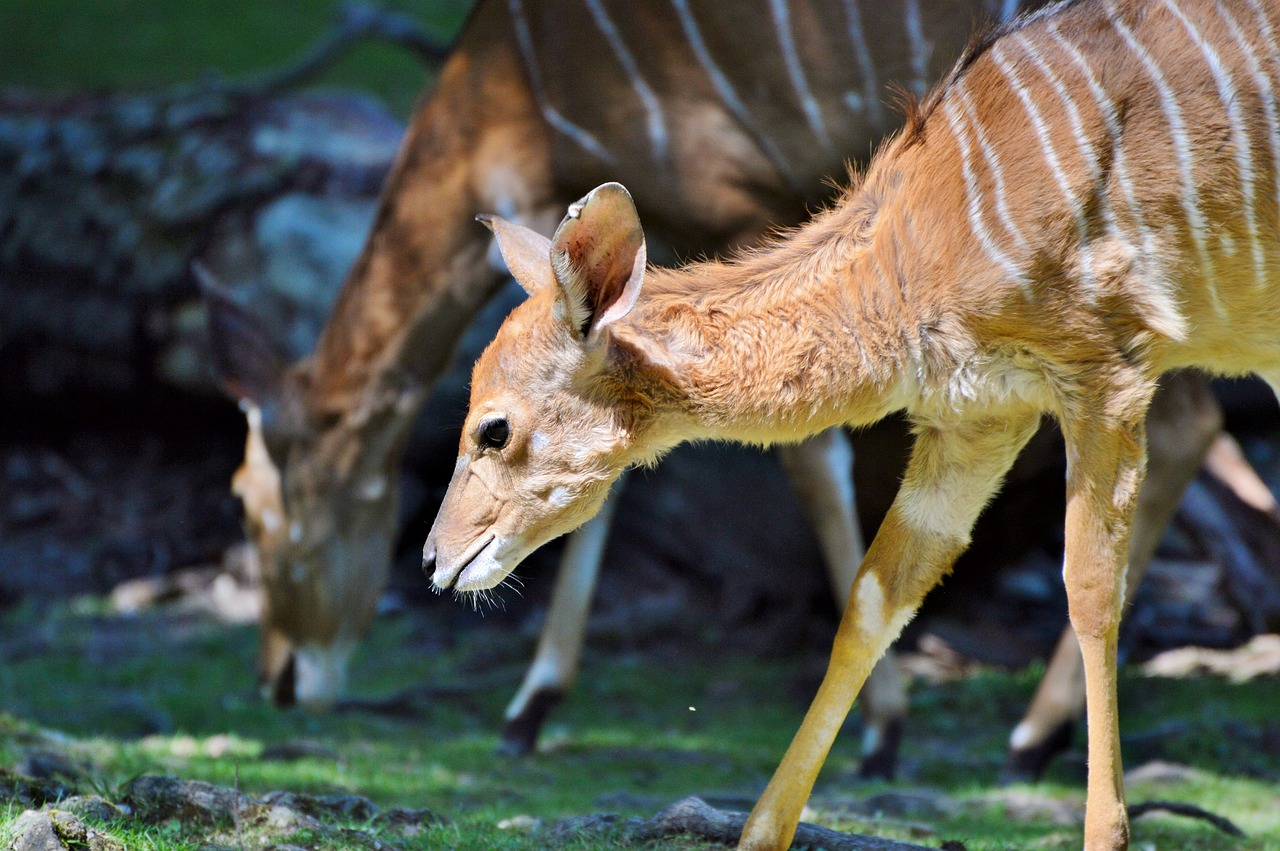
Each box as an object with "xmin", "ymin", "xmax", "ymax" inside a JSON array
[{"xmin": 1, "ymin": 599, "xmax": 1278, "ymax": 850}]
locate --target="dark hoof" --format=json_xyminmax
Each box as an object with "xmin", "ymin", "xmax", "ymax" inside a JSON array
[
  {"xmin": 999, "ymin": 719, "xmax": 1075, "ymax": 785},
  {"xmin": 267, "ymin": 653, "xmax": 298, "ymax": 708},
  {"xmin": 857, "ymin": 718, "xmax": 904, "ymax": 781},
  {"xmin": 497, "ymin": 687, "xmax": 564, "ymax": 757}
]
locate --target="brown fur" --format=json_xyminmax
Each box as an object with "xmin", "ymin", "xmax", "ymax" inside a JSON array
[
  {"xmin": 431, "ymin": 0, "xmax": 1280, "ymax": 847},
  {"xmin": 219, "ymin": 0, "xmax": 1052, "ymax": 706}
]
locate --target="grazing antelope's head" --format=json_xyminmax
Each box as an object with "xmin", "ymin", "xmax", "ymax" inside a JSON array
[
  {"xmin": 425, "ymin": 183, "xmax": 663, "ymax": 593},
  {"xmin": 201, "ymin": 267, "xmax": 399, "ymax": 711}
]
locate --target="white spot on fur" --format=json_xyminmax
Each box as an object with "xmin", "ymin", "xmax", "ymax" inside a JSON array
[
  {"xmin": 898, "ymin": 481, "xmax": 976, "ymax": 541},
  {"xmin": 857, "ymin": 574, "xmax": 918, "ymax": 647},
  {"xmin": 531, "ymin": 431, "xmax": 552, "ymax": 455},
  {"xmin": 359, "ymin": 475, "xmax": 387, "ymax": 501},
  {"xmin": 396, "ymin": 387, "xmax": 422, "ymax": 413},
  {"xmin": 261, "ymin": 508, "xmax": 282, "ymax": 533},
  {"xmin": 548, "ymin": 486, "xmax": 572, "ymax": 509},
  {"xmin": 856, "ymin": 573, "xmax": 888, "ymax": 638}
]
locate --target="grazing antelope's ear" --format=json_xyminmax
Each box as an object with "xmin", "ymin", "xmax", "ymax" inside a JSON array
[
  {"xmin": 196, "ymin": 261, "xmax": 286, "ymax": 407},
  {"xmin": 477, "ymin": 214, "xmax": 556, "ymax": 296},
  {"xmin": 549, "ymin": 182, "xmax": 646, "ymax": 341}
]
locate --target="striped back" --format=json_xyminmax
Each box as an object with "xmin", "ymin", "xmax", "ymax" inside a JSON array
[
  {"xmin": 910, "ymin": 0, "xmax": 1280, "ymax": 351},
  {"xmin": 504, "ymin": 0, "xmax": 1051, "ymax": 241}
]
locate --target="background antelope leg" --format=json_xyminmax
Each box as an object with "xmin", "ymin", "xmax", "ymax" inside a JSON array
[{"xmin": 500, "ymin": 477, "xmax": 624, "ymax": 755}]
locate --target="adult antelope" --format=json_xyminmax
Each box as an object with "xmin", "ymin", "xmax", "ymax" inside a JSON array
[
  {"xmin": 210, "ymin": 0, "xmax": 1228, "ymax": 781},
  {"xmin": 426, "ymin": 0, "xmax": 1280, "ymax": 846}
]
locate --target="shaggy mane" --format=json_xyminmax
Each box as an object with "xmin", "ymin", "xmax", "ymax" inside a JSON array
[{"xmin": 899, "ymin": 0, "xmax": 1088, "ymax": 148}]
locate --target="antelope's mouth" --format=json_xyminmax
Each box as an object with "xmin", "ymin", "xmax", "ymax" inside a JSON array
[{"xmin": 430, "ymin": 532, "xmax": 498, "ymax": 592}]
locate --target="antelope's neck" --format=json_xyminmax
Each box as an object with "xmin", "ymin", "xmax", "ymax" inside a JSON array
[
  {"xmin": 618, "ymin": 193, "xmax": 931, "ymax": 446},
  {"xmin": 307, "ymin": 26, "xmax": 550, "ymax": 421}
]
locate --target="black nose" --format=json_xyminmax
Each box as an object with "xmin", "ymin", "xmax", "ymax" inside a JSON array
[{"xmin": 422, "ymin": 540, "xmax": 436, "ymax": 577}]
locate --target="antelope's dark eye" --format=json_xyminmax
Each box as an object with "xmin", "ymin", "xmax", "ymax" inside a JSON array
[{"xmin": 478, "ymin": 418, "xmax": 510, "ymax": 450}]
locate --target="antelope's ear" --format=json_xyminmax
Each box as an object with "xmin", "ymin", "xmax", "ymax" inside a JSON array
[
  {"xmin": 478, "ymin": 214, "xmax": 555, "ymax": 296},
  {"xmin": 549, "ymin": 182, "xmax": 646, "ymax": 341},
  {"xmin": 196, "ymin": 262, "xmax": 286, "ymax": 407}
]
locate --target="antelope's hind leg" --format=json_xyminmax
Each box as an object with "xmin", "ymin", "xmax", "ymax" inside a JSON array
[
  {"xmin": 739, "ymin": 411, "xmax": 1042, "ymax": 851},
  {"xmin": 1003, "ymin": 372, "xmax": 1221, "ymax": 782},
  {"xmin": 1060, "ymin": 395, "xmax": 1157, "ymax": 851}
]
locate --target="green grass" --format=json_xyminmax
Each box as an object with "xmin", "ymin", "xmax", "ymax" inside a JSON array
[
  {"xmin": 0, "ymin": 0, "xmax": 475, "ymax": 116},
  {"xmin": 1, "ymin": 599, "xmax": 1278, "ymax": 849}
]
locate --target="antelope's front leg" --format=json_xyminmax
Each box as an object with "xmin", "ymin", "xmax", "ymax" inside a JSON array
[
  {"xmin": 777, "ymin": 430, "xmax": 907, "ymax": 779},
  {"xmin": 738, "ymin": 412, "xmax": 1041, "ymax": 851},
  {"xmin": 1062, "ymin": 414, "xmax": 1149, "ymax": 851}
]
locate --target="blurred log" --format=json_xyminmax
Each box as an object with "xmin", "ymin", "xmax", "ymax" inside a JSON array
[
  {"xmin": 1180, "ymin": 471, "xmax": 1280, "ymax": 634},
  {"xmin": 0, "ymin": 5, "xmax": 445, "ymax": 404},
  {"xmin": 1142, "ymin": 634, "xmax": 1280, "ymax": 682}
]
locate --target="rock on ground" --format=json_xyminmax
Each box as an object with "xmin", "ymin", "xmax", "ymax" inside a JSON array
[{"xmin": 7, "ymin": 810, "xmax": 123, "ymax": 851}]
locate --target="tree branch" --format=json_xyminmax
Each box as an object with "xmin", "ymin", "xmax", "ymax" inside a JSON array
[{"xmin": 1128, "ymin": 800, "xmax": 1245, "ymax": 837}]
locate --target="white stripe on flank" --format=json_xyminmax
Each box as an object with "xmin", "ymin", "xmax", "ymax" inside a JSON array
[
  {"xmin": 583, "ymin": 0, "xmax": 668, "ymax": 162},
  {"xmin": 508, "ymin": 0, "xmax": 613, "ymax": 163},
  {"xmin": 1045, "ymin": 21, "xmax": 1144, "ymax": 238},
  {"xmin": 1245, "ymin": 0, "xmax": 1280, "ymax": 62},
  {"xmin": 944, "ymin": 98, "xmax": 1030, "ymax": 291},
  {"xmin": 1104, "ymin": 0, "xmax": 1217, "ymax": 307},
  {"xmin": 1241, "ymin": 0, "xmax": 1280, "ymax": 226},
  {"xmin": 1012, "ymin": 35, "xmax": 1105, "ymax": 194},
  {"xmin": 768, "ymin": 0, "xmax": 833, "ymax": 150},
  {"xmin": 992, "ymin": 43, "xmax": 1097, "ymax": 294},
  {"xmin": 1045, "ymin": 19, "xmax": 1187, "ymax": 339},
  {"xmin": 1161, "ymin": 0, "xmax": 1263, "ymax": 288},
  {"xmin": 956, "ymin": 86, "xmax": 1028, "ymax": 252},
  {"xmin": 904, "ymin": 0, "xmax": 930, "ymax": 96},
  {"xmin": 669, "ymin": 0, "xmax": 795, "ymax": 184},
  {"xmin": 841, "ymin": 0, "xmax": 886, "ymax": 125}
]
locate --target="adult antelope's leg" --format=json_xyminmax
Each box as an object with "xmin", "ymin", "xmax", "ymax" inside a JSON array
[
  {"xmin": 739, "ymin": 412, "xmax": 1041, "ymax": 851},
  {"xmin": 1204, "ymin": 432, "xmax": 1280, "ymax": 518},
  {"xmin": 777, "ymin": 429, "xmax": 907, "ymax": 780},
  {"xmin": 1061, "ymin": 404, "xmax": 1152, "ymax": 851},
  {"xmin": 1003, "ymin": 372, "xmax": 1221, "ymax": 781},
  {"xmin": 499, "ymin": 476, "xmax": 623, "ymax": 755},
  {"xmin": 259, "ymin": 620, "xmax": 296, "ymax": 705}
]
